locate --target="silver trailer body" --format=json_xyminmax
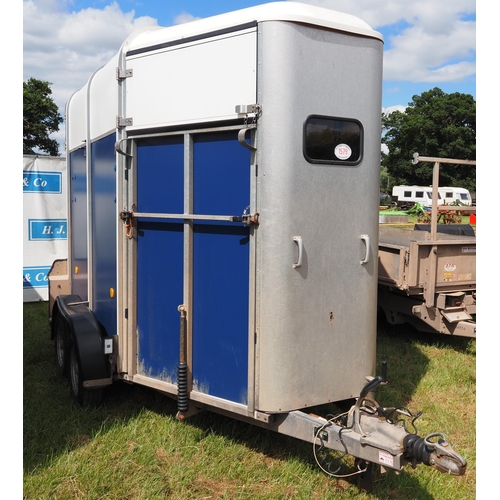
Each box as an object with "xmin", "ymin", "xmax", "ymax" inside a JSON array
[
  {"xmin": 63, "ymin": 1, "xmax": 383, "ymax": 414},
  {"xmin": 50, "ymin": 2, "xmax": 467, "ymax": 484}
]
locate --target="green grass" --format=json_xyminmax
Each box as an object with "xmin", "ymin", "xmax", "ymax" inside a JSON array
[
  {"xmin": 24, "ymin": 302, "xmax": 475, "ymax": 499},
  {"xmin": 379, "ymin": 214, "xmax": 476, "ymax": 232},
  {"xmin": 380, "ymin": 214, "xmax": 473, "ymax": 223}
]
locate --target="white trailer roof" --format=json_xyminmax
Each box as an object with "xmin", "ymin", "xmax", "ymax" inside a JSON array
[
  {"xmin": 66, "ymin": 1, "xmax": 383, "ymax": 150},
  {"xmin": 124, "ymin": 1, "xmax": 383, "ymax": 55}
]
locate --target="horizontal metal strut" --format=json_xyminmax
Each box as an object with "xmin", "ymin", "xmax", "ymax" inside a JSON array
[{"xmin": 132, "ymin": 212, "xmax": 257, "ymax": 223}]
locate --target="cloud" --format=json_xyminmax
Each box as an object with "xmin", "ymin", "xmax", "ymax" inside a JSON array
[
  {"xmin": 24, "ymin": 0, "xmax": 477, "ymax": 109},
  {"xmin": 382, "ymin": 20, "xmax": 476, "ymax": 82},
  {"xmin": 23, "ymin": 0, "xmax": 476, "ymax": 154},
  {"xmin": 300, "ymin": 0, "xmax": 475, "ymax": 30},
  {"xmin": 382, "ymin": 105, "xmax": 406, "ymax": 115},
  {"xmin": 173, "ymin": 12, "xmax": 201, "ymax": 25},
  {"xmin": 298, "ymin": 0, "xmax": 476, "ymax": 83},
  {"xmin": 23, "ymin": 0, "xmax": 158, "ymax": 111}
]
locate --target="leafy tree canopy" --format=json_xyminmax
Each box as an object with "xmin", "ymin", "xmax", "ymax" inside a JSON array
[
  {"xmin": 381, "ymin": 88, "xmax": 476, "ymax": 193},
  {"xmin": 23, "ymin": 78, "xmax": 63, "ymax": 156}
]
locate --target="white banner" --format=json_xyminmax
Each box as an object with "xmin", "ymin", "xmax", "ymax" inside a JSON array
[{"xmin": 23, "ymin": 156, "xmax": 67, "ymax": 302}]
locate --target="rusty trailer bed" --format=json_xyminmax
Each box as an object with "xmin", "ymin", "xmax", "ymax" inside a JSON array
[{"xmin": 378, "ymin": 226, "xmax": 476, "ymax": 337}]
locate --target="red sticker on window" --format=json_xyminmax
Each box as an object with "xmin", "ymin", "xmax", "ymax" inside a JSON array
[{"xmin": 334, "ymin": 144, "xmax": 351, "ymax": 160}]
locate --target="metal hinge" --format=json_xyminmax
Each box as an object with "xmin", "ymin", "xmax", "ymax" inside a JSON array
[
  {"xmin": 117, "ymin": 116, "xmax": 133, "ymax": 128},
  {"xmin": 235, "ymin": 103, "xmax": 262, "ymax": 124},
  {"xmin": 404, "ymin": 250, "xmax": 410, "ymax": 267},
  {"xmin": 236, "ymin": 104, "xmax": 256, "ymax": 114},
  {"xmin": 116, "ymin": 68, "xmax": 133, "ymax": 80}
]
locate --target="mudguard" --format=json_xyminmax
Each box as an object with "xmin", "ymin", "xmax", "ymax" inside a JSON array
[{"xmin": 55, "ymin": 295, "xmax": 112, "ymax": 387}]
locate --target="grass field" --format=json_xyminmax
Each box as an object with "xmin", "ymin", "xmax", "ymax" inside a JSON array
[
  {"xmin": 379, "ymin": 213, "xmax": 474, "ymax": 226},
  {"xmin": 23, "ymin": 301, "xmax": 476, "ymax": 499}
]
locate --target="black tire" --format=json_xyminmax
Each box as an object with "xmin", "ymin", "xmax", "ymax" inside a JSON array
[
  {"xmin": 69, "ymin": 343, "xmax": 104, "ymax": 407},
  {"xmin": 54, "ymin": 312, "xmax": 69, "ymax": 377}
]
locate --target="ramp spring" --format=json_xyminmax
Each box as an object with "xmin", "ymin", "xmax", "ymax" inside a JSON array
[
  {"xmin": 177, "ymin": 305, "xmax": 188, "ymax": 414},
  {"xmin": 177, "ymin": 362, "xmax": 188, "ymax": 413}
]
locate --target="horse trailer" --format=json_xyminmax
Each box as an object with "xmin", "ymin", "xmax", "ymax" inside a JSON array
[{"xmin": 48, "ymin": 2, "xmax": 466, "ymax": 488}]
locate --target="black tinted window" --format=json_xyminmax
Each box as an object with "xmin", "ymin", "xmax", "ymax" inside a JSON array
[{"xmin": 304, "ymin": 116, "xmax": 362, "ymax": 165}]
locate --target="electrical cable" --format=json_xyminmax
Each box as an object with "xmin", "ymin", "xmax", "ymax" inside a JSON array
[{"xmin": 312, "ymin": 413, "xmax": 368, "ymax": 479}]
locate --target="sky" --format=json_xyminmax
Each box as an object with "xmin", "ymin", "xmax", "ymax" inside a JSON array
[{"xmin": 21, "ymin": 0, "xmax": 478, "ymax": 153}]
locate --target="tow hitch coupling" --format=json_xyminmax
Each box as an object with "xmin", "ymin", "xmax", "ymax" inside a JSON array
[{"xmin": 403, "ymin": 432, "xmax": 467, "ymax": 475}]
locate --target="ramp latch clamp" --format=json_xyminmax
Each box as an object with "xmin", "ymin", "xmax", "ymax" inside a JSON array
[
  {"xmin": 120, "ymin": 206, "xmax": 135, "ymax": 238},
  {"xmin": 231, "ymin": 212, "xmax": 260, "ymax": 225}
]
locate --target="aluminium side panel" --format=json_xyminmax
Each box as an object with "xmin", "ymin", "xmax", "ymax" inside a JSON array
[
  {"xmin": 255, "ymin": 21, "xmax": 383, "ymax": 412},
  {"xmin": 88, "ymin": 54, "xmax": 119, "ymax": 142},
  {"xmin": 67, "ymin": 88, "xmax": 87, "ymax": 153}
]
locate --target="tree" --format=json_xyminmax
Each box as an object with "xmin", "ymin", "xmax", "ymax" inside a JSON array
[
  {"xmin": 23, "ymin": 78, "xmax": 63, "ymax": 156},
  {"xmin": 381, "ymin": 88, "xmax": 476, "ymax": 193}
]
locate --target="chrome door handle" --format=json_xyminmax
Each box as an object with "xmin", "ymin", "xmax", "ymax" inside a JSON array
[
  {"xmin": 293, "ymin": 236, "xmax": 303, "ymax": 268},
  {"xmin": 360, "ymin": 234, "xmax": 370, "ymax": 265}
]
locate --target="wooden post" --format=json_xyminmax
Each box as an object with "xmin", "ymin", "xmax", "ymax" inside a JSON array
[{"xmin": 411, "ymin": 154, "xmax": 476, "ymax": 242}]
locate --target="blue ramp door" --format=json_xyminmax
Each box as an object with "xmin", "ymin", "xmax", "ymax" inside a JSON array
[
  {"xmin": 192, "ymin": 133, "xmax": 250, "ymax": 405},
  {"xmin": 136, "ymin": 131, "xmax": 250, "ymax": 405},
  {"xmin": 136, "ymin": 136, "xmax": 184, "ymax": 383}
]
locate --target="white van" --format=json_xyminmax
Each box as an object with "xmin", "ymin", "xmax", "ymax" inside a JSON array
[
  {"xmin": 391, "ymin": 185, "xmax": 444, "ymax": 208},
  {"xmin": 438, "ymin": 187, "xmax": 472, "ymax": 206}
]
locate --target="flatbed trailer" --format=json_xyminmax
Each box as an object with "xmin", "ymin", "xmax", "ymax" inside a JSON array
[
  {"xmin": 378, "ymin": 225, "xmax": 476, "ymax": 337},
  {"xmin": 378, "ymin": 154, "xmax": 476, "ymax": 338}
]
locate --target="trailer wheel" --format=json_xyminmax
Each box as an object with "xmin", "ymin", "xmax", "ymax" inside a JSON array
[
  {"xmin": 53, "ymin": 312, "xmax": 69, "ymax": 377},
  {"xmin": 69, "ymin": 344, "xmax": 104, "ymax": 407}
]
